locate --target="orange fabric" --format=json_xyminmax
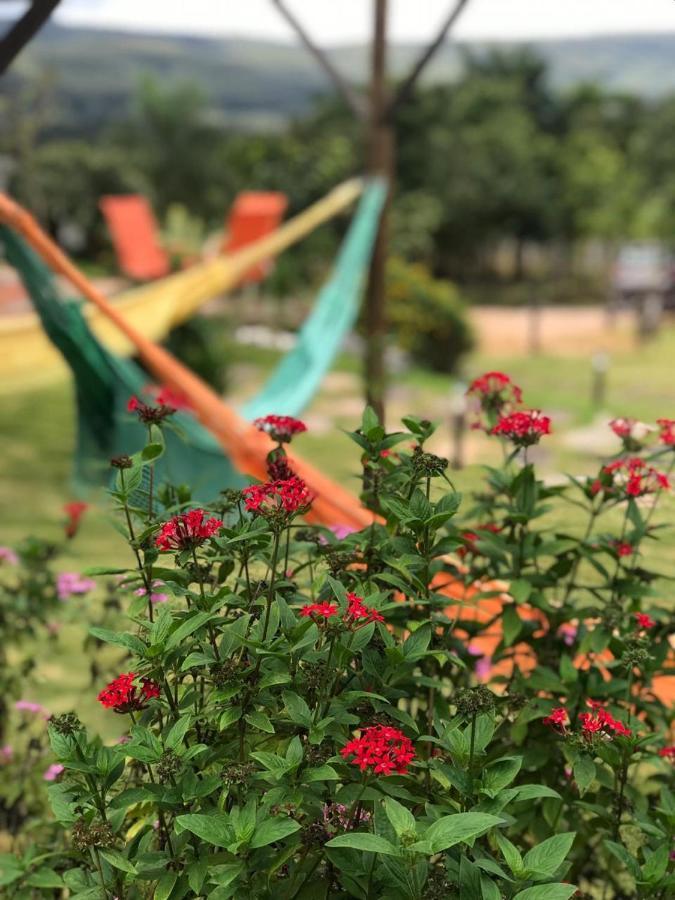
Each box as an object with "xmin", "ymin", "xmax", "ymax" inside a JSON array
[
  {"xmin": 224, "ymin": 192, "xmax": 288, "ymax": 284},
  {"xmin": 0, "ymin": 191, "xmax": 672, "ymax": 706},
  {"xmin": 99, "ymin": 195, "xmax": 170, "ymax": 281}
]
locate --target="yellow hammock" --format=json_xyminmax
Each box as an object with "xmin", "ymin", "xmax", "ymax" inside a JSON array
[{"xmin": 0, "ymin": 179, "xmax": 363, "ymax": 392}]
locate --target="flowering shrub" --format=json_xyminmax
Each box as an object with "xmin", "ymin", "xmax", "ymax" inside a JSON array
[{"xmin": 2, "ymin": 387, "xmax": 674, "ymax": 898}]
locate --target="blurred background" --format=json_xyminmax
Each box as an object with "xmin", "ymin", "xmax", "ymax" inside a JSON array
[{"xmin": 2, "ymin": 0, "xmax": 675, "ymax": 572}]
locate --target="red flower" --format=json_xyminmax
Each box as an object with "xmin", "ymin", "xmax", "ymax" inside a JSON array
[
  {"xmin": 579, "ymin": 708, "xmax": 631, "ymax": 739},
  {"xmin": 658, "ymin": 746, "xmax": 675, "ymax": 759},
  {"xmin": 341, "ymin": 724, "xmax": 416, "ymax": 776},
  {"xmin": 491, "ymin": 410, "xmax": 551, "ymax": 447},
  {"xmin": 634, "ymin": 612, "xmax": 656, "ymax": 630},
  {"xmin": 64, "ymin": 501, "xmax": 88, "ymax": 539},
  {"xmin": 97, "ymin": 672, "xmax": 160, "ymax": 713},
  {"xmin": 254, "ymin": 415, "xmax": 307, "ymax": 444},
  {"xmin": 542, "ymin": 706, "xmax": 568, "ymax": 730},
  {"xmin": 612, "ymin": 540, "xmax": 633, "ymax": 558},
  {"xmin": 155, "ymin": 509, "xmax": 223, "ymax": 552},
  {"xmin": 657, "ymin": 418, "xmax": 675, "ymax": 446},
  {"xmin": 467, "ymin": 372, "xmax": 522, "ymax": 406},
  {"xmin": 300, "ymin": 602, "xmax": 338, "ymax": 621},
  {"xmin": 345, "ymin": 592, "xmax": 385, "ymax": 627},
  {"xmin": 147, "ymin": 384, "xmax": 192, "ymax": 412},
  {"xmin": 126, "ymin": 394, "xmax": 175, "ymax": 424},
  {"xmin": 609, "ymin": 417, "xmax": 635, "ymax": 439},
  {"xmin": 599, "ymin": 457, "xmax": 669, "ymax": 498},
  {"xmin": 242, "ymin": 476, "xmax": 313, "ymax": 518},
  {"xmin": 457, "ymin": 523, "xmax": 501, "ymax": 558}
]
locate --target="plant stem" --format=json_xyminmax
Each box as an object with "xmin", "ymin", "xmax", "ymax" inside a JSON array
[
  {"xmin": 91, "ymin": 846, "xmax": 109, "ymax": 899},
  {"xmin": 120, "ymin": 469, "xmax": 154, "ymax": 622},
  {"xmin": 347, "ymin": 778, "xmax": 369, "ymax": 831},
  {"xmin": 261, "ymin": 528, "xmax": 281, "ymax": 643}
]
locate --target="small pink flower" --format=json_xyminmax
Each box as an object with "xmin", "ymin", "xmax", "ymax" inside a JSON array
[
  {"xmin": 558, "ymin": 623, "xmax": 578, "ymax": 647},
  {"xmin": 43, "ymin": 763, "xmax": 64, "ymax": 782},
  {"xmin": 0, "ymin": 745, "xmax": 12, "ymax": 764},
  {"xmin": 15, "ymin": 700, "xmax": 49, "ymax": 718},
  {"xmin": 134, "ymin": 580, "xmax": 168, "ymax": 604},
  {"xmin": 474, "ymin": 656, "xmax": 493, "ymax": 681},
  {"xmin": 57, "ymin": 572, "xmax": 96, "ymax": 601},
  {"xmin": 0, "ymin": 546, "xmax": 18, "ymax": 565},
  {"xmin": 331, "ymin": 524, "xmax": 357, "ymax": 540}
]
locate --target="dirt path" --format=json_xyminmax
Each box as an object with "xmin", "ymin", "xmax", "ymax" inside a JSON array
[{"xmin": 470, "ymin": 305, "xmax": 637, "ymax": 356}]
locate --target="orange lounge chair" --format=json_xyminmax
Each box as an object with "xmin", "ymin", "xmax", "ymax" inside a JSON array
[
  {"xmin": 99, "ymin": 195, "xmax": 171, "ymax": 281},
  {"xmin": 224, "ymin": 192, "xmax": 288, "ymax": 284}
]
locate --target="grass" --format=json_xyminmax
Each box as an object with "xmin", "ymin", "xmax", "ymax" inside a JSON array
[{"xmin": 3, "ymin": 316, "xmax": 675, "ymax": 725}]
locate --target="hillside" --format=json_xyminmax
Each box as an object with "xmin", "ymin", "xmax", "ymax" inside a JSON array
[{"xmin": 4, "ymin": 22, "xmax": 675, "ymax": 133}]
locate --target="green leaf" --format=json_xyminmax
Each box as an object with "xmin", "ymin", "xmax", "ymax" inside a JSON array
[
  {"xmin": 325, "ymin": 833, "xmax": 400, "ymax": 856},
  {"xmin": 24, "ymin": 868, "xmax": 65, "ymax": 888},
  {"xmin": 249, "ymin": 817, "xmax": 301, "ymax": 849},
  {"xmin": 425, "ymin": 813, "xmax": 503, "ymax": 853},
  {"xmin": 512, "ymin": 886, "xmax": 578, "ymax": 900},
  {"xmin": 481, "ymin": 757, "xmax": 522, "ymax": 798},
  {"xmin": 82, "ymin": 566, "xmax": 129, "ymax": 576},
  {"xmin": 98, "ymin": 849, "xmax": 137, "ymax": 875},
  {"xmin": 176, "ymin": 813, "xmax": 232, "ymax": 848},
  {"xmin": 642, "ymin": 844, "xmax": 669, "ymax": 883},
  {"xmin": 383, "ymin": 797, "xmax": 416, "ymax": 838},
  {"xmin": 88, "ymin": 626, "xmax": 146, "ymax": 656},
  {"xmin": 282, "ymin": 691, "xmax": 312, "ymax": 728},
  {"xmin": 502, "ymin": 605, "xmax": 523, "ymax": 647},
  {"xmin": 458, "ymin": 856, "xmax": 482, "ymax": 900},
  {"xmin": 154, "ymin": 872, "xmax": 177, "ymax": 900},
  {"xmin": 512, "ymin": 784, "xmax": 561, "ymax": 803},
  {"xmin": 523, "ymin": 832, "xmax": 576, "ymax": 878},
  {"xmin": 219, "ymin": 706, "xmax": 242, "ymax": 730},
  {"xmin": 165, "ymin": 611, "xmax": 212, "ymax": 650},
  {"xmin": 402, "ymin": 623, "xmax": 431, "ymax": 660},
  {"xmin": 165, "ymin": 714, "xmax": 191, "ymax": 751},
  {"xmin": 141, "ymin": 442, "xmax": 164, "ymax": 462},
  {"xmin": 245, "ymin": 711, "xmax": 275, "ymax": 733},
  {"xmin": 572, "ymin": 756, "xmax": 595, "ymax": 798},
  {"xmin": 604, "ymin": 840, "xmax": 641, "ymax": 879},
  {"xmin": 496, "ymin": 831, "xmax": 525, "ymax": 877}
]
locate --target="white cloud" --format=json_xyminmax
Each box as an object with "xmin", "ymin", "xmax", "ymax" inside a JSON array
[{"xmin": 56, "ymin": 0, "xmax": 675, "ymax": 43}]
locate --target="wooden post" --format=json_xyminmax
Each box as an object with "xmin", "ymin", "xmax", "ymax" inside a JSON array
[{"xmin": 364, "ymin": 0, "xmax": 394, "ymax": 423}]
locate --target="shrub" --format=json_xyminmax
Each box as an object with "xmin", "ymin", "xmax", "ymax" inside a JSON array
[
  {"xmin": 385, "ymin": 257, "xmax": 474, "ymax": 374},
  {"xmin": 1, "ymin": 394, "xmax": 674, "ymax": 898}
]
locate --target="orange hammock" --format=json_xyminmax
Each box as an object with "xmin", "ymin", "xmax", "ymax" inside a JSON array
[{"xmin": 1, "ymin": 193, "xmax": 672, "ymax": 708}]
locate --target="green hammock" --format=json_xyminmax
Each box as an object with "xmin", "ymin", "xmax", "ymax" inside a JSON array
[{"xmin": 0, "ymin": 180, "xmax": 385, "ymax": 499}]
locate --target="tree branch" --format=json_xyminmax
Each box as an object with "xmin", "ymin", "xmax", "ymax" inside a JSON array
[
  {"xmin": 270, "ymin": 0, "xmax": 366, "ymax": 120},
  {"xmin": 0, "ymin": 0, "xmax": 61, "ymax": 76},
  {"xmin": 389, "ymin": 0, "xmax": 470, "ymax": 116}
]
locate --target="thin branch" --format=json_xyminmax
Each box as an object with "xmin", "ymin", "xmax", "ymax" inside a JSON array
[
  {"xmin": 270, "ymin": 0, "xmax": 366, "ymax": 120},
  {"xmin": 389, "ymin": 0, "xmax": 471, "ymax": 116},
  {"xmin": 0, "ymin": 0, "xmax": 61, "ymax": 76}
]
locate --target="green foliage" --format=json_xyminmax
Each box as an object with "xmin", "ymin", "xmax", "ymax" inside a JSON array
[
  {"xmin": 1, "ymin": 388, "xmax": 674, "ymax": 897},
  {"xmin": 385, "ymin": 257, "xmax": 474, "ymax": 373}
]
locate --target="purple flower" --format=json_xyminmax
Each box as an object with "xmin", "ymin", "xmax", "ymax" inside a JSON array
[
  {"xmin": 331, "ymin": 524, "xmax": 357, "ymax": 540},
  {"xmin": 57, "ymin": 572, "xmax": 96, "ymax": 601},
  {"xmin": 43, "ymin": 763, "xmax": 64, "ymax": 782},
  {"xmin": 15, "ymin": 700, "xmax": 49, "ymax": 718},
  {"xmin": 134, "ymin": 580, "xmax": 168, "ymax": 604},
  {"xmin": 0, "ymin": 546, "xmax": 18, "ymax": 565}
]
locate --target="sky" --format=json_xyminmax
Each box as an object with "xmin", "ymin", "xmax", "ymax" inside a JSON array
[{"xmin": 41, "ymin": 0, "xmax": 675, "ymax": 43}]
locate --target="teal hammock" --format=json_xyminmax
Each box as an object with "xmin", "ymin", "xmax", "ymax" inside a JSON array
[{"xmin": 0, "ymin": 180, "xmax": 385, "ymax": 500}]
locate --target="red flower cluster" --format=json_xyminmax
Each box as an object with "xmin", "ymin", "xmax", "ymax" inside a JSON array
[
  {"xmin": 467, "ymin": 372, "xmax": 522, "ymax": 407},
  {"xmin": 634, "ymin": 612, "xmax": 656, "ymax": 630},
  {"xmin": 457, "ymin": 523, "xmax": 501, "ymax": 558},
  {"xmin": 594, "ymin": 457, "xmax": 670, "ymax": 498},
  {"xmin": 146, "ymin": 384, "xmax": 192, "ymax": 412},
  {"xmin": 242, "ymin": 476, "xmax": 313, "ymax": 518},
  {"xmin": 299, "ymin": 602, "xmax": 338, "ymax": 621},
  {"xmin": 542, "ymin": 707, "xmax": 568, "ymax": 730},
  {"xmin": 341, "ymin": 724, "xmax": 416, "ymax": 776},
  {"xmin": 579, "ymin": 707, "xmax": 631, "ymax": 738},
  {"xmin": 97, "ymin": 672, "xmax": 160, "ymax": 713},
  {"xmin": 345, "ymin": 592, "xmax": 385, "ymax": 626},
  {"xmin": 254, "ymin": 415, "xmax": 307, "ymax": 444},
  {"xmin": 658, "ymin": 746, "xmax": 675, "ymax": 759},
  {"xmin": 657, "ymin": 418, "xmax": 675, "ymax": 446},
  {"xmin": 127, "ymin": 394, "xmax": 176, "ymax": 424},
  {"xmin": 609, "ymin": 417, "xmax": 636, "ymax": 439},
  {"xmin": 491, "ymin": 410, "xmax": 551, "ymax": 447},
  {"xmin": 64, "ymin": 501, "xmax": 88, "ymax": 539},
  {"xmin": 155, "ymin": 509, "xmax": 223, "ymax": 552}
]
